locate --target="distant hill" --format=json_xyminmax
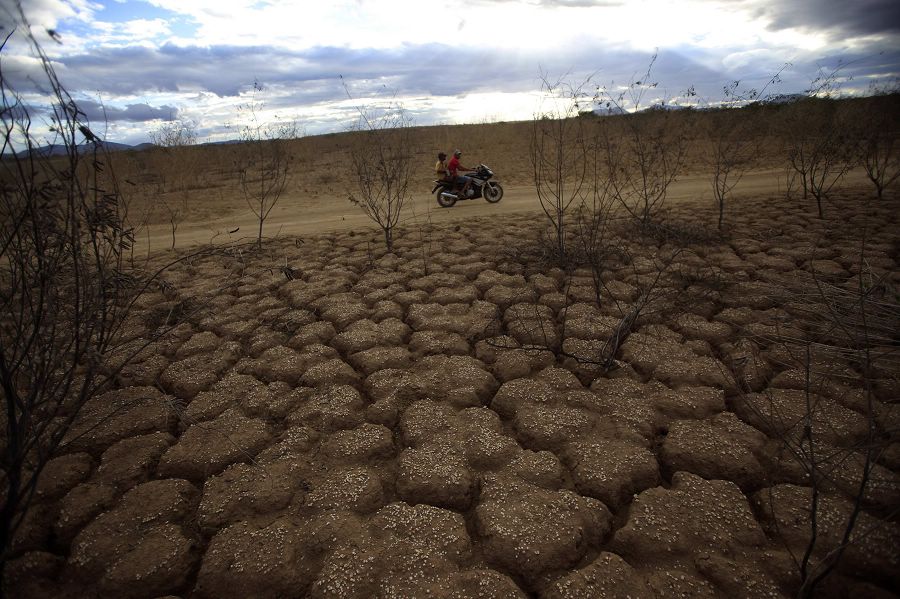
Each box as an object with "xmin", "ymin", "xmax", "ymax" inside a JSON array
[
  {"xmin": 590, "ymin": 105, "xmax": 628, "ymax": 116},
  {"xmin": 11, "ymin": 138, "xmax": 247, "ymax": 159},
  {"xmin": 13, "ymin": 140, "xmax": 157, "ymax": 159},
  {"xmin": 589, "ymin": 103, "xmax": 694, "ymax": 116},
  {"xmin": 202, "ymin": 139, "xmax": 243, "ymax": 146},
  {"xmin": 755, "ymin": 93, "xmax": 805, "ymax": 105}
]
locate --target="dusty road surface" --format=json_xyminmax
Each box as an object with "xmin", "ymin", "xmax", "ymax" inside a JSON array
[
  {"xmin": 141, "ymin": 168, "xmax": 872, "ymax": 252},
  {"xmin": 8, "ymin": 169, "xmax": 899, "ymax": 598}
]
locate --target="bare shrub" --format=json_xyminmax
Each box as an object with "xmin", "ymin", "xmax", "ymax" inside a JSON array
[
  {"xmin": 852, "ymin": 92, "xmax": 900, "ymax": 200},
  {"xmin": 782, "ymin": 68, "xmax": 858, "ymax": 218},
  {"xmin": 703, "ymin": 76, "xmax": 780, "ymax": 229},
  {"xmin": 530, "ymin": 76, "xmax": 592, "ymax": 263},
  {"xmin": 578, "ymin": 247, "xmax": 685, "ymax": 373},
  {"xmin": 0, "ymin": 20, "xmax": 174, "ymax": 572},
  {"xmin": 150, "ymin": 117, "xmax": 197, "ymax": 147},
  {"xmin": 488, "ymin": 220, "xmax": 686, "ymax": 379},
  {"xmin": 151, "ymin": 118, "xmax": 199, "ymax": 248},
  {"xmin": 730, "ymin": 208, "xmax": 899, "ymax": 596},
  {"xmin": 346, "ymin": 93, "xmax": 413, "ymax": 251},
  {"xmin": 571, "ymin": 143, "xmax": 617, "ymax": 306},
  {"xmin": 161, "ymin": 194, "xmax": 187, "ymax": 250},
  {"xmin": 507, "ymin": 62, "xmax": 695, "ymax": 376},
  {"xmin": 595, "ymin": 54, "xmax": 688, "ymax": 227},
  {"xmin": 782, "ymin": 99, "xmax": 855, "ymax": 218},
  {"xmin": 236, "ymin": 81, "xmax": 297, "ymax": 249}
]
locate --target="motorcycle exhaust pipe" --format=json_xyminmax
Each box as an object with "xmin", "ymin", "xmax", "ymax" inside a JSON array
[{"xmin": 440, "ymin": 191, "xmax": 458, "ymax": 201}]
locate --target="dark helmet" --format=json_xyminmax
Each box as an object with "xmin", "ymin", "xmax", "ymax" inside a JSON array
[
  {"xmin": 438, "ymin": 152, "xmax": 447, "ymax": 160},
  {"xmin": 453, "ymin": 149, "xmax": 462, "ymax": 157}
]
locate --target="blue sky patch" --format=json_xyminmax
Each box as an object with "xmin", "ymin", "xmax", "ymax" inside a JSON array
[{"xmin": 95, "ymin": 0, "xmax": 170, "ymax": 23}]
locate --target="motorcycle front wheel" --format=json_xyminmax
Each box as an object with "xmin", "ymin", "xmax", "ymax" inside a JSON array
[
  {"xmin": 484, "ymin": 182, "xmax": 504, "ymax": 203},
  {"xmin": 436, "ymin": 189, "xmax": 457, "ymax": 208}
]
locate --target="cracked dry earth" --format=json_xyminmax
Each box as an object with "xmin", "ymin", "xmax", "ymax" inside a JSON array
[{"xmin": 7, "ymin": 193, "xmax": 900, "ymax": 599}]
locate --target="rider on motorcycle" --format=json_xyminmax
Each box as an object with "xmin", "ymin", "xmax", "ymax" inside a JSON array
[{"xmin": 448, "ymin": 149, "xmax": 473, "ymax": 197}]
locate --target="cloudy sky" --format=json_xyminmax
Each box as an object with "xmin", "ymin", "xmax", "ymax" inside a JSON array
[{"xmin": 3, "ymin": 0, "xmax": 899, "ymax": 145}]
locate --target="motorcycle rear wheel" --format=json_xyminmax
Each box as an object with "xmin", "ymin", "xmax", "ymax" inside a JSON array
[
  {"xmin": 436, "ymin": 189, "xmax": 457, "ymax": 208},
  {"xmin": 484, "ymin": 182, "xmax": 504, "ymax": 203}
]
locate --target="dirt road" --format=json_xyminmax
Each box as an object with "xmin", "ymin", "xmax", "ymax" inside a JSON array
[{"xmin": 143, "ymin": 168, "xmax": 869, "ymax": 252}]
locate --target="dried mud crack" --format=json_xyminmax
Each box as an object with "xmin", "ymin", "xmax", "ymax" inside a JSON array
[{"xmin": 6, "ymin": 193, "xmax": 899, "ymax": 599}]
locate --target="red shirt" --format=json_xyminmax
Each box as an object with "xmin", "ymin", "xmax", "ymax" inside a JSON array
[{"xmin": 448, "ymin": 155, "xmax": 462, "ymax": 176}]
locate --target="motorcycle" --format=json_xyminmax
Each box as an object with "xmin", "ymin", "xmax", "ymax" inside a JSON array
[{"xmin": 432, "ymin": 164, "xmax": 504, "ymax": 208}]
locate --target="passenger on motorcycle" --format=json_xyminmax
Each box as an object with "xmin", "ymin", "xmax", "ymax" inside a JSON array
[
  {"xmin": 434, "ymin": 152, "xmax": 450, "ymax": 181},
  {"xmin": 448, "ymin": 149, "xmax": 473, "ymax": 197}
]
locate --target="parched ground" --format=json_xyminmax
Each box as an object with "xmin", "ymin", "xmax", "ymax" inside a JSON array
[{"xmin": 6, "ymin": 190, "xmax": 899, "ymax": 598}]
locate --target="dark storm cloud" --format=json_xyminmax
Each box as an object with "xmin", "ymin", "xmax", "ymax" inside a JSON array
[
  {"xmin": 78, "ymin": 99, "xmax": 178, "ymax": 122},
  {"xmin": 54, "ymin": 42, "xmax": 553, "ymax": 101},
  {"xmin": 737, "ymin": 0, "xmax": 900, "ymax": 38},
  {"xmin": 58, "ymin": 44, "xmax": 262, "ymax": 96}
]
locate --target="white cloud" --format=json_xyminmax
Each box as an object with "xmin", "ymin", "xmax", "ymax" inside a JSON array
[{"xmin": 92, "ymin": 17, "xmax": 172, "ymax": 44}]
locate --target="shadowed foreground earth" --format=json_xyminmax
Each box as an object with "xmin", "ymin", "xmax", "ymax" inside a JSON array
[{"xmin": 6, "ymin": 190, "xmax": 899, "ymax": 598}]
